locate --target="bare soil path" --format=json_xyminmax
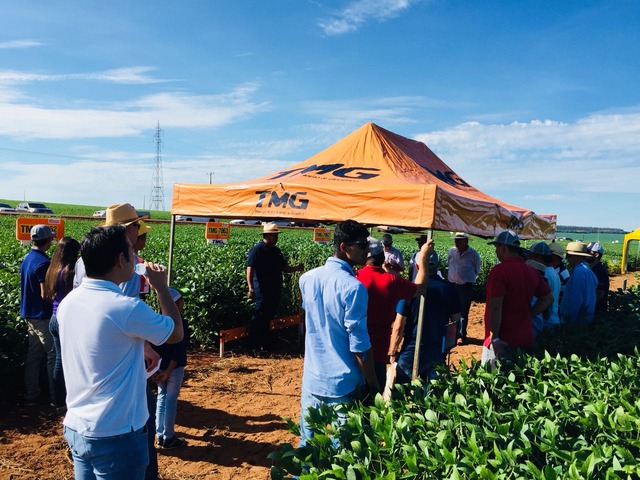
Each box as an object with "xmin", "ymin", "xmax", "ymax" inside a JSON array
[{"xmin": 1, "ymin": 273, "xmax": 636, "ymax": 479}]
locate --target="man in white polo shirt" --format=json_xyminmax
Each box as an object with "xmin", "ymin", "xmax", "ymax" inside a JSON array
[
  {"xmin": 447, "ymin": 232, "xmax": 481, "ymax": 343},
  {"xmin": 58, "ymin": 225, "xmax": 183, "ymax": 480}
]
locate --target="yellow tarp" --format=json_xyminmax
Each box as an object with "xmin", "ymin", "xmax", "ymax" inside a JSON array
[
  {"xmin": 172, "ymin": 122, "xmax": 556, "ymax": 239},
  {"xmin": 621, "ymin": 227, "xmax": 640, "ymax": 273}
]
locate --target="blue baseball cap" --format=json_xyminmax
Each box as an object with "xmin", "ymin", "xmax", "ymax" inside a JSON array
[
  {"xmin": 529, "ymin": 241, "xmax": 551, "ymax": 256},
  {"xmin": 367, "ymin": 236, "xmax": 383, "ymax": 257},
  {"xmin": 488, "ymin": 230, "xmax": 520, "ymax": 247},
  {"xmin": 587, "ymin": 241, "xmax": 604, "ymax": 255}
]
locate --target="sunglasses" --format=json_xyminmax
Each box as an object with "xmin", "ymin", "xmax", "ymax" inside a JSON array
[{"xmin": 346, "ymin": 240, "xmax": 369, "ymax": 250}]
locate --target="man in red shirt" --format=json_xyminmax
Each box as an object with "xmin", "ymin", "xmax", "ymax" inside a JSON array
[
  {"xmin": 482, "ymin": 231, "xmax": 553, "ymax": 367},
  {"xmin": 356, "ymin": 236, "xmax": 433, "ymax": 387}
]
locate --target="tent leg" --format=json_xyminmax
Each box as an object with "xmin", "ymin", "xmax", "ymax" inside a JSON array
[
  {"xmin": 167, "ymin": 214, "xmax": 177, "ymax": 284},
  {"xmin": 411, "ymin": 230, "xmax": 433, "ymax": 381}
]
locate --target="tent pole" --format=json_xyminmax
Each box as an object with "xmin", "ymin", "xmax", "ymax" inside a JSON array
[
  {"xmin": 411, "ymin": 229, "xmax": 433, "ymax": 381},
  {"xmin": 167, "ymin": 214, "xmax": 177, "ymax": 284}
]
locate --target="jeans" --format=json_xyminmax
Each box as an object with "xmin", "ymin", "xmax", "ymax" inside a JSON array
[
  {"xmin": 49, "ymin": 314, "xmax": 66, "ymax": 406},
  {"xmin": 397, "ymin": 350, "xmax": 444, "ymax": 383},
  {"xmin": 145, "ymin": 386, "xmax": 158, "ymax": 480},
  {"xmin": 155, "ymin": 366, "xmax": 185, "ymax": 440},
  {"xmin": 299, "ymin": 388, "xmax": 358, "ymax": 447},
  {"xmin": 63, "ymin": 425, "xmax": 149, "ymax": 480},
  {"xmin": 24, "ymin": 318, "xmax": 55, "ymax": 402}
]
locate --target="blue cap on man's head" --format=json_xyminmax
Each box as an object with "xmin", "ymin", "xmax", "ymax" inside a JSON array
[
  {"xmin": 367, "ymin": 236, "xmax": 383, "ymax": 257},
  {"xmin": 587, "ymin": 241, "xmax": 604, "ymax": 255},
  {"xmin": 529, "ymin": 241, "xmax": 551, "ymax": 257},
  {"xmin": 488, "ymin": 230, "xmax": 520, "ymax": 247}
]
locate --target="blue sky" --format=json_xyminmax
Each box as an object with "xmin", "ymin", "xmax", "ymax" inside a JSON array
[{"xmin": 0, "ymin": 0, "xmax": 638, "ymax": 231}]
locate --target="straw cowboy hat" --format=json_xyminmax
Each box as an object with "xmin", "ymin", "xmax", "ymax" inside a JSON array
[
  {"xmin": 263, "ymin": 222, "xmax": 280, "ymax": 234},
  {"xmin": 565, "ymin": 241, "xmax": 592, "ymax": 257},
  {"xmin": 101, "ymin": 203, "xmax": 148, "ymax": 227}
]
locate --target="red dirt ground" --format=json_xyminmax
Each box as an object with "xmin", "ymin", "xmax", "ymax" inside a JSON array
[{"xmin": 1, "ymin": 273, "xmax": 636, "ymax": 480}]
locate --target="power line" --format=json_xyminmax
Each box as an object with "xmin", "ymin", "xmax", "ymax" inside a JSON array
[{"xmin": 0, "ymin": 146, "xmax": 153, "ymax": 163}]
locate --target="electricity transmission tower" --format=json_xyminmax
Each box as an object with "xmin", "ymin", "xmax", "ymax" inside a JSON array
[{"xmin": 149, "ymin": 122, "xmax": 165, "ymax": 211}]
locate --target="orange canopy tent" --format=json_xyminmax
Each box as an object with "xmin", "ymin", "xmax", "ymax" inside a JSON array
[{"xmin": 171, "ymin": 122, "xmax": 555, "ymax": 238}]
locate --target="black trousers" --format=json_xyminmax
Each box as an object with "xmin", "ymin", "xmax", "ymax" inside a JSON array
[
  {"xmin": 454, "ymin": 282, "xmax": 474, "ymax": 338},
  {"xmin": 249, "ymin": 292, "xmax": 280, "ymax": 348}
]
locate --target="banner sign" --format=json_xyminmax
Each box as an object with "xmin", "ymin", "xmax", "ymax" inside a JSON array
[
  {"xmin": 205, "ymin": 222, "xmax": 230, "ymax": 244},
  {"xmin": 16, "ymin": 217, "xmax": 65, "ymax": 242},
  {"xmin": 313, "ymin": 227, "xmax": 332, "ymax": 244}
]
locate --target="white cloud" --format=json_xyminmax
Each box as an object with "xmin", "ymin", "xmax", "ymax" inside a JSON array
[
  {"xmin": 303, "ymin": 96, "xmax": 428, "ymax": 126},
  {"xmin": 0, "ymin": 84, "xmax": 268, "ymax": 140},
  {"xmin": 0, "ymin": 154, "xmax": 296, "ymax": 208},
  {"xmin": 0, "ymin": 66, "xmax": 171, "ymax": 85},
  {"xmin": 414, "ymin": 110, "xmax": 640, "ymax": 195},
  {"xmin": 0, "ymin": 39, "xmax": 43, "ymax": 49},
  {"xmin": 318, "ymin": 0, "xmax": 416, "ymax": 35}
]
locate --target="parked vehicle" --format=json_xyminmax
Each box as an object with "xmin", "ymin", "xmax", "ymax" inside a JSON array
[
  {"xmin": 377, "ymin": 225, "xmax": 406, "ymax": 234},
  {"xmin": 229, "ymin": 219, "xmax": 261, "ymax": 225},
  {"xmin": 261, "ymin": 220, "xmax": 293, "ymax": 227},
  {"xmin": 93, "ymin": 209, "xmax": 150, "ymax": 219},
  {"xmin": 0, "ymin": 202, "xmax": 16, "ymax": 212},
  {"xmin": 15, "ymin": 202, "xmax": 54, "ymax": 214},
  {"xmin": 291, "ymin": 221, "xmax": 321, "ymax": 228},
  {"xmin": 175, "ymin": 215, "xmax": 218, "ymax": 223}
]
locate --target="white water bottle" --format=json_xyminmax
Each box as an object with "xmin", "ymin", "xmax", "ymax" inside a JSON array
[{"xmin": 134, "ymin": 263, "xmax": 147, "ymax": 275}]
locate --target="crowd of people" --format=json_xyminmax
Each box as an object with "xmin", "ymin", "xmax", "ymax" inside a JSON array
[
  {"xmin": 19, "ymin": 203, "xmax": 189, "ymax": 480},
  {"xmin": 20, "ymin": 212, "xmax": 611, "ymax": 476}
]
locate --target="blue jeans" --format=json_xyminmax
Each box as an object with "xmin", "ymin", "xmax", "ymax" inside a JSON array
[
  {"xmin": 49, "ymin": 314, "xmax": 66, "ymax": 406},
  {"xmin": 299, "ymin": 388, "xmax": 358, "ymax": 447},
  {"xmin": 155, "ymin": 366, "xmax": 184, "ymax": 440},
  {"xmin": 145, "ymin": 385, "xmax": 158, "ymax": 480},
  {"xmin": 63, "ymin": 425, "xmax": 149, "ymax": 480}
]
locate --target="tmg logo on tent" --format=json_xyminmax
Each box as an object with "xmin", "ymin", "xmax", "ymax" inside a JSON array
[
  {"xmin": 255, "ymin": 191, "xmax": 309, "ymax": 209},
  {"xmin": 269, "ymin": 164, "xmax": 381, "ymax": 181}
]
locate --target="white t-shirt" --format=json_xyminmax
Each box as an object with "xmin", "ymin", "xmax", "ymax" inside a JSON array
[{"xmin": 58, "ymin": 278, "xmax": 174, "ymax": 437}]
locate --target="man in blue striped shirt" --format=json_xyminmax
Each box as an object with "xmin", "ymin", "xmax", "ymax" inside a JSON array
[{"xmin": 298, "ymin": 220, "xmax": 380, "ymax": 446}]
